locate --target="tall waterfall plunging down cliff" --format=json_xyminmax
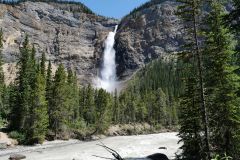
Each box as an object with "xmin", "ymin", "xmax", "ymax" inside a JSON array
[{"xmin": 95, "ymin": 25, "xmax": 118, "ymax": 92}]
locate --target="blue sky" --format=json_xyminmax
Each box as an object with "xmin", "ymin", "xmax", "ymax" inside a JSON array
[{"xmin": 77, "ymin": 0, "xmax": 150, "ymax": 19}]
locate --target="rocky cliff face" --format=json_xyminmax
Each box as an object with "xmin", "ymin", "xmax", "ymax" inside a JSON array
[
  {"xmin": 1, "ymin": 0, "xmax": 184, "ymax": 84},
  {"xmin": 0, "ymin": 0, "xmax": 234, "ymax": 84},
  {"xmin": 0, "ymin": 1, "xmax": 118, "ymax": 84},
  {"xmin": 115, "ymin": 0, "xmax": 183, "ymax": 79}
]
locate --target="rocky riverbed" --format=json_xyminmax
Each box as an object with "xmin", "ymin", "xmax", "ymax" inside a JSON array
[{"xmin": 0, "ymin": 132, "xmax": 181, "ymax": 160}]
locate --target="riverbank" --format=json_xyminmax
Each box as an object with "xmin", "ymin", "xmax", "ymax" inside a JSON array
[
  {"xmin": 0, "ymin": 123, "xmax": 178, "ymax": 149},
  {"xmin": 0, "ymin": 132, "xmax": 181, "ymax": 160}
]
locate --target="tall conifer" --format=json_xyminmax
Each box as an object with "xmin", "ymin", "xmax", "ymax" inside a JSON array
[
  {"xmin": 204, "ymin": 1, "xmax": 240, "ymax": 158},
  {"xmin": 12, "ymin": 35, "xmax": 32, "ymax": 130},
  {"xmin": 0, "ymin": 28, "xmax": 5, "ymax": 124},
  {"xmin": 27, "ymin": 70, "xmax": 48, "ymax": 144},
  {"xmin": 50, "ymin": 64, "xmax": 67, "ymax": 137}
]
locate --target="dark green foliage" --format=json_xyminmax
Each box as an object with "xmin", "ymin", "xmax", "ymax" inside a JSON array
[
  {"xmin": 50, "ymin": 64, "xmax": 68, "ymax": 137},
  {"xmin": 226, "ymin": 0, "xmax": 240, "ymax": 32},
  {"xmin": 0, "ymin": 29, "xmax": 3, "ymax": 85},
  {"xmin": 8, "ymin": 131, "xmax": 26, "ymax": 144},
  {"xmin": 227, "ymin": 0, "xmax": 240, "ymax": 97},
  {"xmin": 112, "ymin": 89, "xmax": 120, "ymax": 124},
  {"xmin": 8, "ymin": 83, "xmax": 18, "ymax": 129},
  {"xmin": 177, "ymin": 0, "xmax": 240, "ymax": 159},
  {"xmin": 95, "ymin": 89, "xmax": 112, "ymax": 132},
  {"xmin": 46, "ymin": 60, "xmax": 53, "ymax": 124},
  {"xmin": 178, "ymin": 66, "xmax": 203, "ymax": 160},
  {"xmin": 27, "ymin": 70, "xmax": 48, "ymax": 144},
  {"xmin": 0, "ymin": 28, "xmax": 6, "ymax": 127},
  {"xmin": 10, "ymin": 35, "xmax": 33, "ymax": 131},
  {"xmin": 83, "ymin": 84, "xmax": 96, "ymax": 125},
  {"xmin": 66, "ymin": 69, "xmax": 79, "ymax": 126},
  {"xmin": 204, "ymin": 1, "xmax": 240, "ymax": 158},
  {"xmin": 117, "ymin": 57, "xmax": 183, "ymax": 127},
  {"xmin": 176, "ymin": 0, "xmax": 212, "ymax": 159},
  {"xmin": 9, "ymin": 37, "xmax": 48, "ymax": 144},
  {"xmin": 40, "ymin": 52, "xmax": 46, "ymax": 76}
]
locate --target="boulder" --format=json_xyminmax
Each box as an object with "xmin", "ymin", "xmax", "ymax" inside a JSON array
[
  {"xmin": 9, "ymin": 154, "xmax": 26, "ymax": 160},
  {"xmin": 0, "ymin": 142, "xmax": 7, "ymax": 149},
  {"xmin": 0, "ymin": 132, "xmax": 18, "ymax": 148},
  {"xmin": 147, "ymin": 153, "xmax": 169, "ymax": 160}
]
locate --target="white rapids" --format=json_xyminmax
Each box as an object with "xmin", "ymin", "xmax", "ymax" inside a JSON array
[{"xmin": 0, "ymin": 132, "xmax": 181, "ymax": 160}]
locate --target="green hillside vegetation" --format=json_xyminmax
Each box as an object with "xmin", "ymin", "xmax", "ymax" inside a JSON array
[{"xmin": 117, "ymin": 56, "xmax": 184, "ymax": 127}]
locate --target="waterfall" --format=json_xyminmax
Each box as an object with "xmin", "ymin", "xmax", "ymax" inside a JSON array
[{"xmin": 95, "ymin": 25, "xmax": 118, "ymax": 92}]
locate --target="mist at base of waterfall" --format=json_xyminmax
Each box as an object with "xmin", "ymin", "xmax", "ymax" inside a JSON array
[{"xmin": 94, "ymin": 25, "xmax": 118, "ymax": 93}]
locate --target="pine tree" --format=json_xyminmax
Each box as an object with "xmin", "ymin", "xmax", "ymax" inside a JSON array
[
  {"xmin": 27, "ymin": 70, "xmax": 48, "ymax": 144},
  {"xmin": 0, "ymin": 28, "xmax": 4, "ymax": 91},
  {"xmin": 50, "ymin": 64, "xmax": 67, "ymax": 137},
  {"xmin": 95, "ymin": 88, "xmax": 111, "ymax": 132},
  {"xmin": 66, "ymin": 69, "xmax": 79, "ymax": 125},
  {"xmin": 83, "ymin": 84, "xmax": 95, "ymax": 125},
  {"xmin": 112, "ymin": 89, "xmax": 119, "ymax": 124},
  {"xmin": 78, "ymin": 86, "xmax": 85, "ymax": 119},
  {"xmin": 46, "ymin": 60, "xmax": 53, "ymax": 124},
  {"xmin": 177, "ymin": 0, "xmax": 210, "ymax": 158},
  {"xmin": 40, "ymin": 52, "xmax": 46, "ymax": 76},
  {"xmin": 0, "ymin": 28, "xmax": 5, "ymax": 124},
  {"xmin": 29, "ymin": 45, "xmax": 37, "ymax": 86},
  {"xmin": 204, "ymin": 1, "xmax": 240, "ymax": 158},
  {"xmin": 178, "ymin": 73, "xmax": 203, "ymax": 160},
  {"xmin": 10, "ymin": 35, "xmax": 32, "ymax": 131},
  {"xmin": 157, "ymin": 88, "xmax": 168, "ymax": 126},
  {"xmin": 227, "ymin": 0, "xmax": 240, "ymax": 97}
]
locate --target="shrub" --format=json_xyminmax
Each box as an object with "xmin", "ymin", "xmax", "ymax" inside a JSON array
[
  {"xmin": 8, "ymin": 131, "xmax": 26, "ymax": 144},
  {"xmin": 0, "ymin": 118, "xmax": 7, "ymax": 128},
  {"xmin": 211, "ymin": 153, "xmax": 233, "ymax": 160}
]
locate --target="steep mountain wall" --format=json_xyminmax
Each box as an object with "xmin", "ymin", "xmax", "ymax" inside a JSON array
[
  {"xmin": 0, "ymin": 0, "xmax": 234, "ymax": 84},
  {"xmin": 115, "ymin": 0, "xmax": 184, "ymax": 79},
  {"xmin": 0, "ymin": 1, "xmax": 118, "ymax": 84}
]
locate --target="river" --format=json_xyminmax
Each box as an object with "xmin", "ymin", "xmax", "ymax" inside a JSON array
[{"xmin": 0, "ymin": 132, "xmax": 181, "ymax": 160}]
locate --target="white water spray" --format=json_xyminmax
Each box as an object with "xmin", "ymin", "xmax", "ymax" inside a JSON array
[{"xmin": 95, "ymin": 25, "xmax": 118, "ymax": 92}]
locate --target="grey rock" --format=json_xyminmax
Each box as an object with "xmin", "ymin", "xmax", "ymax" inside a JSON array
[
  {"xmin": 147, "ymin": 153, "xmax": 169, "ymax": 160},
  {"xmin": 0, "ymin": 1, "xmax": 233, "ymax": 84},
  {"xmin": 115, "ymin": 1, "xmax": 184, "ymax": 79},
  {"xmin": 9, "ymin": 154, "xmax": 26, "ymax": 160},
  {"xmin": 0, "ymin": 1, "xmax": 118, "ymax": 84},
  {"xmin": 0, "ymin": 142, "xmax": 7, "ymax": 149}
]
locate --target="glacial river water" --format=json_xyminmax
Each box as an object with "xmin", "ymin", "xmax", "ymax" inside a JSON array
[{"xmin": 0, "ymin": 132, "xmax": 181, "ymax": 160}]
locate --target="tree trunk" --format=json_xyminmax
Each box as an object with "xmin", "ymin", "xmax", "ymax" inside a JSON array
[{"xmin": 193, "ymin": 1, "xmax": 211, "ymax": 159}]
